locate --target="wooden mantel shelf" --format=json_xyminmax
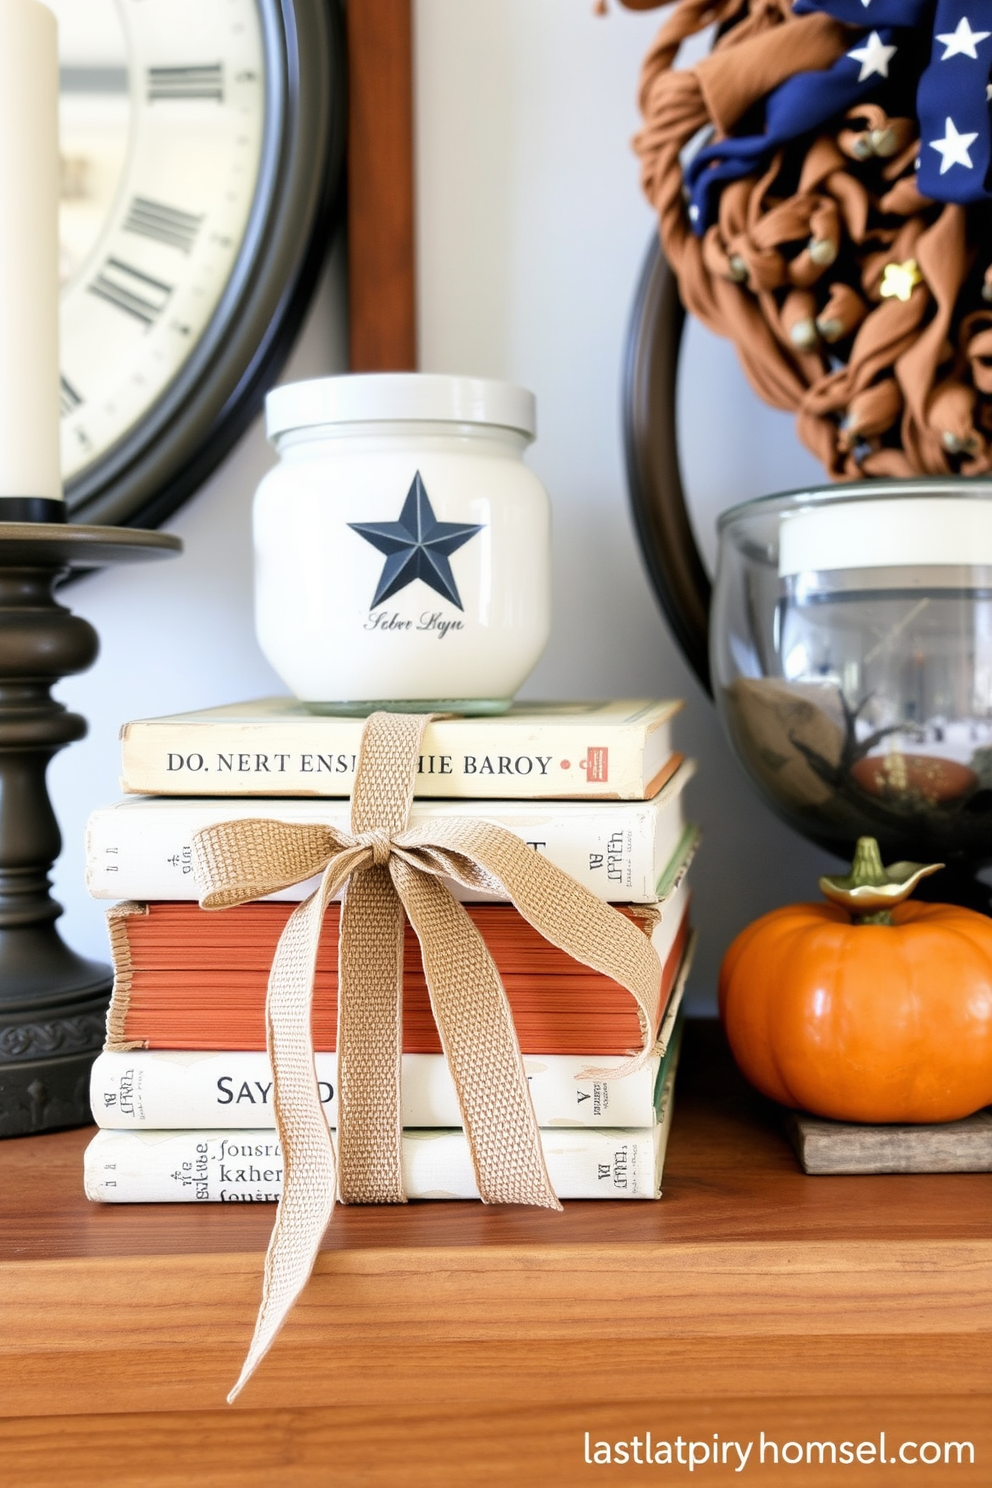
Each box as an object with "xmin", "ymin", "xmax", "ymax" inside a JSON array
[{"xmin": 1, "ymin": 1021, "xmax": 989, "ymax": 1487}]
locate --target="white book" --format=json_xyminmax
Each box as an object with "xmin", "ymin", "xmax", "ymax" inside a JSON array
[
  {"xmin": 85, "ymin": 768, "xmax": 697, "ymax": 904},
  {"xmin": 83, "ymin": 1053, "xmax": 680, "ymax": 1202},
  {"xmin": 119, "ymin": 697, "xmax": 684, "ymax": 800},
  {"xmin": 90, "ymin": 961, "xmax": 688, "ymax": 1131}
]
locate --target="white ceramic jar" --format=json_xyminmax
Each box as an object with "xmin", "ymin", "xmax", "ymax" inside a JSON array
[{"xmin": 254, "ymin": 374, "xmax": 551, "ymax": 713}]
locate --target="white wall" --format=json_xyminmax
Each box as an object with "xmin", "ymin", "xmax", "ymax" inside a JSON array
[
  {"xmin": 50, "ymin": 246, "xmax": 349, "ymax": 958},
  {"xmin": 51, "ymin": 1, "xmax": 839, "ymax": 1013},
  {"xmin": 414, "ymin": 0, "xmax": 837, "ymax": 1010}
]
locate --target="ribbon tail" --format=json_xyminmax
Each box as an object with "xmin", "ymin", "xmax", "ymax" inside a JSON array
[
  {"xmin": 391, "ymin": 859, "xmax": 561, "ymax": 1211},
  {"xmin": 337, "ymin": 709, "xmax": 438, "ymax": 1205},
  {"xmin": 337, "ymin": 865, "xmax": 407, "ymax": 1204},
  {"xmin": 228, "ymin": 852, "xmax": 358, "ymax": 1403},
  {"xmin": 398, "ymin": 819, "xmax": 664, "ymax": 1072}
]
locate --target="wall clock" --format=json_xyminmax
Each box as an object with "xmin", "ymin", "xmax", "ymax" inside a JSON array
[{"xmin": 53, "ymin": 0, "xmax": 344, "ymax": 529}]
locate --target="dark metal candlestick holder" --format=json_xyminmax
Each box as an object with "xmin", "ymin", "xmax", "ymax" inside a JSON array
[{"xmin": 0, "ymin": 509, "xmax": 179, "ymax": 1136}]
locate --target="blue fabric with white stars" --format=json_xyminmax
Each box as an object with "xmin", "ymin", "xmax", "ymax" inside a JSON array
[
  {"xmin": 917, "ymin": 1, "xmax": 992, "ymax": 204},
  {"xmin": 685, "ymin": 0, "xmax": 992, "ymax": 233}
]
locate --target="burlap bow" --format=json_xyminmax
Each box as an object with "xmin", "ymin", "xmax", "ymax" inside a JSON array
[{"xmin": 190, "ymin": 712, "xmax": 664, "ymax": 1401}]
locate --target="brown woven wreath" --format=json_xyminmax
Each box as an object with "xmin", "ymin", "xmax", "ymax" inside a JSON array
[{"xmin": 621, "ymin": 0, "xmax": 992, "ymax": 480}]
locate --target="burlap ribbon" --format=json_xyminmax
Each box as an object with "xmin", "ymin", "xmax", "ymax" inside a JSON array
[{"xmin": 190, "ymin": 712, "xmax": 664, "ymax": 1402}]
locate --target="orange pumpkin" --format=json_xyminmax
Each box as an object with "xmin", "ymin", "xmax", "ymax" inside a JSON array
[{"xmin": 719, "ymin": 839, "xmax": 992, "ymax": 1123}]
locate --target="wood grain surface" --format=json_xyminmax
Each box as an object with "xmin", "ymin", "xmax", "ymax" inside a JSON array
[
  {"xmin": 345, "ymin": 0, "xmax": 417, "ymax": 372},
  {"xmin": 0, "ymin": 1395, "xmax": 988, "ymax": 1487},
  {"xmin": 2, "ymin": 1022, "xmax": 989, "ymax": 1486}
]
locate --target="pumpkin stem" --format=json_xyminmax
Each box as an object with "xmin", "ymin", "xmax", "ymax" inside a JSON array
[
  {"xmin": 819, "ymin": 836, "xmax": 944, "ymax": 925},
  {"xmin": 848, "ymin": 836, "xmax": 888, "ymax": 888}
]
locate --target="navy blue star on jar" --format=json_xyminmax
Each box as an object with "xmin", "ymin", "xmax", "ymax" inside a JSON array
[{"xmin": 349, "ymin": 471, "xmax": 484, "ymax": 611}]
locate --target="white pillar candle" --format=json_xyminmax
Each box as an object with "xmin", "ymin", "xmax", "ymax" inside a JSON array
[{"xmin": 0, "ymin": 0, "xmax": 61, "ymax": 500}]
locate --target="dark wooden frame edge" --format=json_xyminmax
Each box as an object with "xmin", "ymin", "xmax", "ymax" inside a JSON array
[
  {"xmin": 623, "ymin": 235, "xmax": 712, "ymax": 693},
  {"xmin": 346, "ymin": 0, "xmax": 417, "ymax": 372}
]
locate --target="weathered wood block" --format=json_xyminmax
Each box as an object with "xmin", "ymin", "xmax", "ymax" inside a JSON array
[{"xmin": 785, "ymin": 1108, "xmax": 992, "ymax": 1175}]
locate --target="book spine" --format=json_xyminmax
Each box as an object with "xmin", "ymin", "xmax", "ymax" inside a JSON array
[
  {"xmin": 83, "ymin": 1124, "xmax": 663, "ymax": 1201},
  {"xmin": 85, "ymin": 796, "xmax": 688, "ymax": 905},
  {"xmin": 119, "ymin": 719, "xmax": 672, "ymax": 800},
  {"xmin": 90, "ymin": 1049, "xmax": 663, "ymax": 1130}
]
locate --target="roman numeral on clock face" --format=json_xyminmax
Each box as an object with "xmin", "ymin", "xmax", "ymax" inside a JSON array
[
  {"xmin": 88, "ymin": 259, "xmax": 173, "ymax": 327},
  {"xmin": 59, "ymin": 375, "xmax": 83, "ymax": 418},
  {"xmin": 57, "ymin": 0, "xmax": 270, "ymax": 487},
  {"xmin": 147, "ymin": 64, "xmax": 224, "ymax": 103},
  {"xmin": 123, "ymin": 198, "xmax": 204, "ymax": 254}
]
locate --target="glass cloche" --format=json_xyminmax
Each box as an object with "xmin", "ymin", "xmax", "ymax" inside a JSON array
[{"xmin": 711, "ymin": 481, "xmax": 992, "ymax": 872}]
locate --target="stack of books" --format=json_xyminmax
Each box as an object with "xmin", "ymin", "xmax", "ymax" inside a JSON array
[{"xmin": 82, "ymin": 700, "xmax": 698, "ymax": 1203}]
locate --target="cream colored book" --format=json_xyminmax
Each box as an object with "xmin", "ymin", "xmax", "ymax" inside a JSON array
[
  {"xmin": 119, "ymin": 697, "xmax": 684, "ymax": 800},
  {"xmin": 83, "ymin": 1034, "xmax": 683, "ymax": 1202},
  {"xmin": 86, "ymin": 771, "xmax": 698, "ymax": 903}
]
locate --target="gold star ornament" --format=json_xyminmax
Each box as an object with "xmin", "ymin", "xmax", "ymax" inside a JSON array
[{"xmin": 880, "ymin": 259, "xmax": 924, "ymax": 303}]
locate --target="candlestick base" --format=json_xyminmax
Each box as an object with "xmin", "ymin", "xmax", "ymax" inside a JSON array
[
  {"xmin": 0, "ymin": 496, "xmax": 66, "ymax": 523},
  {"xmin": 0, "ymin": 521, "xmax": 180, "ymax": 1136}
]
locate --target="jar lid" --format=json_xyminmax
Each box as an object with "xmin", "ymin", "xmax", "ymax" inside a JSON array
[
  {"xmin": 779, "ymin": 496, "xmax": 992, "ymax": 576},
  {"xmin": 265, "ymin": 373, "xmax": 536, "ymax": 441}
]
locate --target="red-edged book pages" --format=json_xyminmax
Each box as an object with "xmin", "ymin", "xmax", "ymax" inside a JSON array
[{"xmin": 105, "ymin": 879, "xmax": 691, "ymax": 1056}]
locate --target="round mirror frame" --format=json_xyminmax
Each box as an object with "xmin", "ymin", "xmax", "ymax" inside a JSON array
[{"xmin": 623, "ymin": 234, "xmax": 714, "ymax": 695}]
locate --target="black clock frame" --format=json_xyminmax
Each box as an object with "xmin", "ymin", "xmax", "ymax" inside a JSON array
[{"xmin": 63, "ymin": 0, "xmax": 346, "ymax": 531}]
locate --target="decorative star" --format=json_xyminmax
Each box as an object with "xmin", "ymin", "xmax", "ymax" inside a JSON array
[
  {"xmin": 848, "ymin": 31, "xmax": 897, "ymax": 82},
  {"xmin": 349, "ymin": 471, "xmax": 483, "ymax": 611},
  {"xmin": 879, "ymin": 259, "xmax": 923, "ymax": 302},
  {"xmin": 929, "ymin": 116, "xmax": 979, "ymax": 173},
  {"xmin": 936, "ymin": 16, "xmax": 991, "ymax": 60}
]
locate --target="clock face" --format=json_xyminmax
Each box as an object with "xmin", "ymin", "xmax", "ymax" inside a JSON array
[
  {"xmin": 55, "ymin": 0, "xmax": 266, "ymax": 482},
  {"xmin": 50, "ymin": 0, "xmax": 344, "ymax": 528}
]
